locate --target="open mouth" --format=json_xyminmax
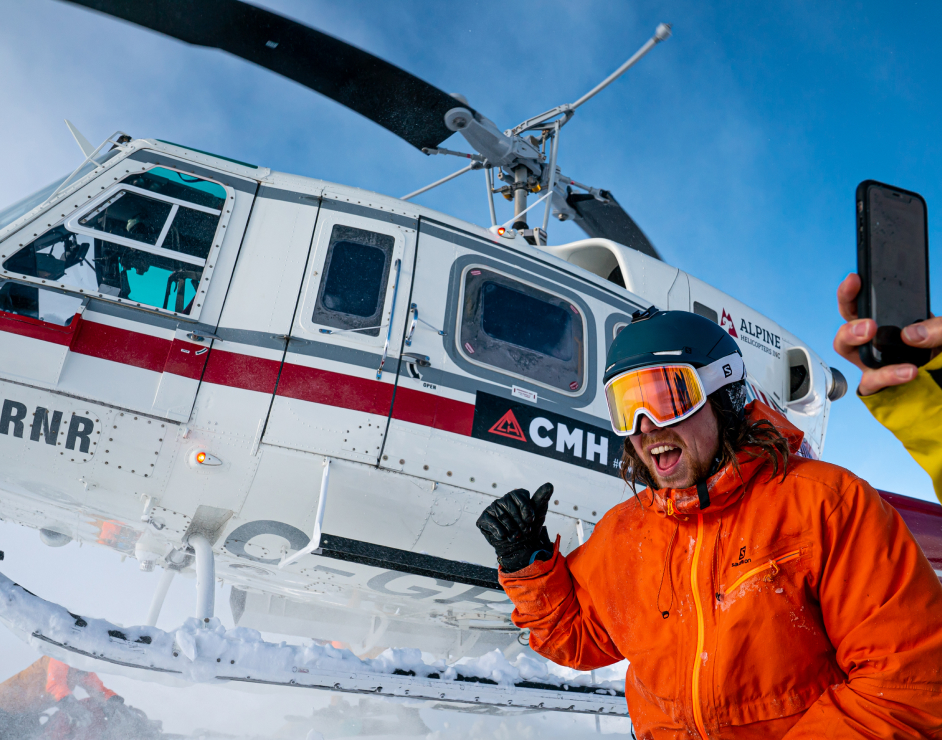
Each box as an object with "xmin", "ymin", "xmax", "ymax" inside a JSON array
[{"xmin": 649, "ymin": 444, "xmax": 682, "ymax": 475}]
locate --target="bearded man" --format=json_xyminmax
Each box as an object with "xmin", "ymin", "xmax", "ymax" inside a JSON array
[{"xmin": 477, "ymin": 308, "xmax": 942, "ymax": 739}]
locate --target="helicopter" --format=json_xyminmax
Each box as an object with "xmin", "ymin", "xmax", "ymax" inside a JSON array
[{"xmin": 2, "ymin": 0, "xmax": 938, "ymax": 718}]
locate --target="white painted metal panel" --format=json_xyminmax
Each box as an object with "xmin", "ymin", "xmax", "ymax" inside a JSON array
[
  {"xmin": 263, "ymin": 366, "xmax": 388, "ymax": 465},
  {"xmin": 159, "ymin": 425, "xmax": 261, "ymax": 517},
  {"xmin": 57, "ymin": 346, "xmax": 163, "ymax": 414},
  {"xmin": 262, "ymin": 198, "xmax": 417, "ymax": 466},
  {"xmin": 152, "ymin": 329, "xmax": 212, "ymax": 420},
  {"xmin": 0, "ymin": 323, "xmax": 73, "ymax": 387},
  {"xmin": 213, "ymin": 188, "xmax": 319, "ymax": 336}
]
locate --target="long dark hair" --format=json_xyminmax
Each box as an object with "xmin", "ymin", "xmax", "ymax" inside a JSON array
[{"xmin": 620, "ymin": 391, "xmax": 791, "ymax": 492}]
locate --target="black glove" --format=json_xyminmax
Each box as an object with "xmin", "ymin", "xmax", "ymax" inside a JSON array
[{"xmin": 476, "ymin": 483, "xmax": 555, "ymax": 572}]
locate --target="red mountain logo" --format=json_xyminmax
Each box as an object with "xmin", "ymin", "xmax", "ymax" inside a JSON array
[
  {"xmin": 720, "ymin": 309, "xmax": 738, "ymax": 338},
  {"xmin": 488, "ymin": 409, "xmax": 527, "ymax": 442}
]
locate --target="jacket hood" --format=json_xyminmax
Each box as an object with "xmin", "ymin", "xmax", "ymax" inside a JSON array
[{"xmin": 646, "ymin": 401, "xmax": 804, "ymax": 518}]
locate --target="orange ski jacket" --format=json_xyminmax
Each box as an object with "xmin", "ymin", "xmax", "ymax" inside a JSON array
[
  {"xmin": 0, "ymin": 657, "xmax": 116, "ymax": 714},
  {"xmin": 500, "ymin": 402, "xmax": 942, "ymax": 739}
]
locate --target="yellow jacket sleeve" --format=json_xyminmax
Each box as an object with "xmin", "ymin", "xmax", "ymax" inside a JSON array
[{"xmin": 860, "ymin": 352, "xmax": 942, "ymax": 503}]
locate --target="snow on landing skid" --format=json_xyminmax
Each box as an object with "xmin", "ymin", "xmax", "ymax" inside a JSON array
[{"xmin": 0, "ymin": 570, "xmax": 627, "ymax": 716}]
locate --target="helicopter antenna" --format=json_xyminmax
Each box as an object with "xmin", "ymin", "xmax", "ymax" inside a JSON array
[
  {"xmin": 570, "ymin": 23, "xmax": 672, "ymax": 111},
  {"xmin": 64, "ymin": 119, "xmax": 95, "ymax": 157},
  {"xmin": 507, "ymin": 23, "xmax": 672, "ymax": 139}
]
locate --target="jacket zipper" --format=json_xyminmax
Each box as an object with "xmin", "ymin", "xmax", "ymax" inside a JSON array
[
  {"xmin": 688, "ymin": 546, "xmax": 802, "ymax": 738},
  {"xmin": 725, "ymin": 550, "xmax": 800, "ymax": 594},
  {"xmin": 690, "ymin": 512, "xmax": 709, "ymax": 740}
]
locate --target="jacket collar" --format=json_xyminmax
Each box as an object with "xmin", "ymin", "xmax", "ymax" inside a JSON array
[{"xmin": 645, "ymin": 401, "xmax": 804, "ymax": 518}]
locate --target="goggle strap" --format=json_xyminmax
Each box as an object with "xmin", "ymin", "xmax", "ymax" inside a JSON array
[{"xmin": 698, "ymin": 354, "xmax": 745, "ymax": 396}]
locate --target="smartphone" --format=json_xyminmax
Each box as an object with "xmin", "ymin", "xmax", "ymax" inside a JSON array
[{"xmin": 856, "ymin": 180, "xmax": 931, "ymax": 368}]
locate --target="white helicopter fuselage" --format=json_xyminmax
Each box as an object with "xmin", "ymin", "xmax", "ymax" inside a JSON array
[{"xmin": 0, "ymin": 138, "xmax": 836, "ymax": 660}]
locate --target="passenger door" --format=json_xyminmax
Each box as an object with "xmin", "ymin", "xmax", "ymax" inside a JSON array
[
  {"xmin": 261, "ymin": 199, "xmax": 417, "ymax": 464},
  {"xmin": 382, "ymin": 221, "xmax": 625, "ymax": 558}
]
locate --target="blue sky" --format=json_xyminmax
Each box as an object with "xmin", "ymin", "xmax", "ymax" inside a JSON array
[
  {"xmin": 0, "ymin": 0, "xmax": 940, "ymax": 727},
  {"xmin": 2, "ymin": 1, "xmax": 940, "ymax": 501}
]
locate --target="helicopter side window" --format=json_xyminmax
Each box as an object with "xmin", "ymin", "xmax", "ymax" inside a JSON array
[
  {"xmin": 0, "ymin": 280, "xmax": 82, "ymax": 326},
  {"xmin": 693, "ymin": 301, "xmax": 718, "ymax": 324},
  {"xmin": 0, "ymin": 166, "xmax": 229, "ymax": 316},
  {"xmin": 312, "ymin": 225, "xmax": 394, "ymax": 337},
  {"xmin": 77, "ymin": 166, "xmax": 224, "ymax": 261},
  {"xmin": 459, "ymin": 267, "xmax": 585, "ymax": 394},
  {"xmin": 3, "ymin": 227, "xmax": 203, "ymax": 314}
]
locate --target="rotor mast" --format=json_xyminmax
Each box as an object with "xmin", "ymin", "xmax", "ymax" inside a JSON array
[
  {"xmin": 513, "ymin": 165, "xmax": 530, "ymax": 231},
  {"xmin": 432, "ymin": 22, "xmax": 671, "ymax": 245}
]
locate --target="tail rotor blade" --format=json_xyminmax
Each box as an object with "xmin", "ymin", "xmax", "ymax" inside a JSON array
[{"xmin": 63, "ymin": 0, "xmax": 469, "ymax": 151}]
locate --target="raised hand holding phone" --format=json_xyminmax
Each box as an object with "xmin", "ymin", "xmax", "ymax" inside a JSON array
[
  {"xmin": 855, "ymin": 180, "xmax": 931, "ymax": 368},
  {"xmin": 834, "ymin": 274, "xmax": 942, "ymax": 395}
]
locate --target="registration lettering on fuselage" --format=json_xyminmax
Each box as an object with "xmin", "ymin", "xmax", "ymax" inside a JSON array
[{"xmin": 0, "ymin": 393, "xmax": 98, "ymax": 462}]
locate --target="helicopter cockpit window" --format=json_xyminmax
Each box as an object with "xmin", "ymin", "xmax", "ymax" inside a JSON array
[
  {"xmin": 0, "ymin": 166, "xmax": 228, "ymax": 316},
  {"xmin": 79, "ymin": 191, "xmax": 172, "ymax": 246},
  {"xmin": 124, "ymin": 167, "xmax": 227, "ymax": 210},
  {"xmin": 312, "ymin": 225, "xmax": 394, "ymax": 337},
  {"xmin": 459, "ymin": 267, "xmax": 585, "ymax": 393},
  {"xmin": 0, "ymin": 280, "xmax": 83, "ymax": 326}
]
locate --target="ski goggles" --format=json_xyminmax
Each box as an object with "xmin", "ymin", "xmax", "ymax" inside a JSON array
[{"xmin": 604, "ymin": 354, "xmax": 745, "ymax": 436}]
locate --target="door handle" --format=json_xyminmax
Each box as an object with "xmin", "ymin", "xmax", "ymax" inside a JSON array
[
  {"xmin": 405, "ymin": 304, "xmax": 418, "ymax": 346},
  {"xmin": 402, "ymin": 352, "xmax": 431, "ymax": 368},
  {"xmin": 186, "ymin": 331, "xmax": 222, "ymax": 343},
  {"xmin": 376, "ymin": 258, "xmax": 402, "ymax": 380},
  {"xmin": 404, "ymin": 303, "xmax": 445, "ymax": 347}
]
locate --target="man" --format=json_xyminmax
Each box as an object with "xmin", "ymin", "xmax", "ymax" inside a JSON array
[
  {"xmin": 477, "ymin": 308, "xmax": 942, "ymax": 739},
  {"xmin": 834, "ymin": 272, "xmax": 942, "ymax": 500}
]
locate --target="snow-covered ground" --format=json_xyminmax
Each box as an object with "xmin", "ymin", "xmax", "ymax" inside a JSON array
[{"xmin": 0, "ymin": 518, "xmax": 634, "ymax": 737}]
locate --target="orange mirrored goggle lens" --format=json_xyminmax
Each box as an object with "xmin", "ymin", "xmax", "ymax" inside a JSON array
[{"xmin": 605, "ymin": 364, "xmax": 706, "ymax": 435}]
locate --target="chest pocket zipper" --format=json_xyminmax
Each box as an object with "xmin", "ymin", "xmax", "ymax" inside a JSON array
[{"xmin": 724, "ymin": 549, "xmax": 801, "ymax": 595}]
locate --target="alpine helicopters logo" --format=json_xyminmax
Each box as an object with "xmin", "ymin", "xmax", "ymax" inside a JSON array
[{"xmin": 721, "ymin": 308, "xmax": 781, "ymax": 360}]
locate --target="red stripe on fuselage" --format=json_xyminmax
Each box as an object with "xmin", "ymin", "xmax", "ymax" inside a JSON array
[
  {"xmin": 71, "ymin": 320, "xmax": 169, "ymax": 372},
  {"xmin": 277, "ymin": 363, "xmax": 395, "ymax": 416},
  {"xmin": 203, "ymin": 348, "xmax": 282, "ymax": 394},
  {"xmin": 162, "ymin": 338, "xmax": 210, "ymax": 380},
  {"xmin": 0, "ymin": 317, "xmax": 477, "ymax": 436},
  {"xmin": 391, "ymin": 385, "xmax": 474, "ymax": 436}
]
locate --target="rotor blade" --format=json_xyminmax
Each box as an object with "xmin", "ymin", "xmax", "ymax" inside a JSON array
[
  {"xmin": 63, "ymin": 0, "xmax": 467, "ymax": 150},
  {"xmin": 566, "ymin": 190, "xmax": 660, "ymax": 260}
]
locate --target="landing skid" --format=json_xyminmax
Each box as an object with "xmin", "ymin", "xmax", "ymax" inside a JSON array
[{"xmin": 0, "ymin": 571, "xmax": 627, "ymax": 717}]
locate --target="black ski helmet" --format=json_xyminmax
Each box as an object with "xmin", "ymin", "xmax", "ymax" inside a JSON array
[{"xmin": 604, "ymin": 307, "xmax": 747, "ymax": 423}]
